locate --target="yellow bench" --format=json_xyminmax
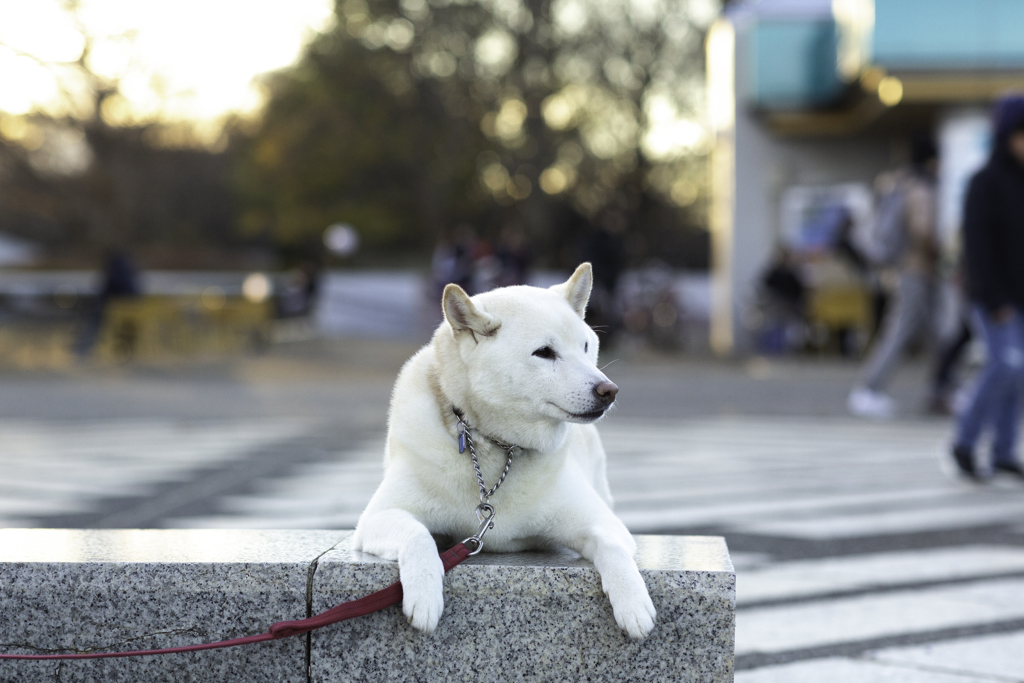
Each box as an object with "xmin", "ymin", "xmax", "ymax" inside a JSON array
[
  {"xmin": 96, "ymin": 296, "xmax": 272, "ymax": 362},
  {"xmin": 806, "ymin": 286, "xmax": 872, "ymax": 331}
]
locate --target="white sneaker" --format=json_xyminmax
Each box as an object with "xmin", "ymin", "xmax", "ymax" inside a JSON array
[{"xmin": 847, "ymin": 387, "xmax": 896, "ymax": 419}]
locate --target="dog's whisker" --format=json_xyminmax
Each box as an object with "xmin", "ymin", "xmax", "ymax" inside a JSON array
[{"xmin": 599, "ymin": 359, "xmax": 619, "ymax": 370}]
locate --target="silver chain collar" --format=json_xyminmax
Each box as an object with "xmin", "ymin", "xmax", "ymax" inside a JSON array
[{"xmin": 453, "ymin": 407, "xmax": 518, "ymax": 555}]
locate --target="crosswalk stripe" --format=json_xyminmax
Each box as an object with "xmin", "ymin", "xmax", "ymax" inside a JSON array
[
  {"xmin": 172, "ymin": 440, "xmax": 383, "ymax": 529},
  {"xmin": 869, "ymin": 631, "xmax": 1024, "ymax": 680},
  {"xmin": 737, "ymin": 546, "xmax": 1024, "ymax": 605},
  {"xmin": 616, "ymin": 487, "xmax": 955, "ymax": 524},
  {"xmin": 0, "ymin": 419, "xmax": 311, "ymax": 526},
  {"xmin": 736, "ymin": 578, "xmax": 1024, "ymax": 656},
  {"xmin": 735, "ymin": 656, "xmax": 999, "ymax": 683},
  {"xmin": 735, "ymin": 498, "xmax": 1024, "ymax": 539}
]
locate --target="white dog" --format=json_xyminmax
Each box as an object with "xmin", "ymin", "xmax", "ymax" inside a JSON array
[{"xmin": 353, "ymin": 263, "xmax": 656, "ymax": 639}]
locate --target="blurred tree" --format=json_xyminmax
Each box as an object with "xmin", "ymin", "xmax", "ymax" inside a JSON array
[
  {"xmin": 0, "ymin": 0, "xmax": 716, "ymax": 267},
  {"xmin": 0, "ymin": 0, "xmax": 238, "ymax": 262},
  {"xmin": 234, "ymin": 0, "xmax": 718, "ymax": 266},
  {"xmin": 231, "ymin": 26, "xmax": 490, "ymax": 255}
]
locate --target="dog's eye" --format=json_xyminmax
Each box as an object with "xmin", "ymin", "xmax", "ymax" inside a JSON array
[
  {"xmin": 532, "ymin": 346, "xmax": 557, "ymax": 360},
  {"xmin": 585, "ymin": 342, "xmax": 588, "ymax": 353}
]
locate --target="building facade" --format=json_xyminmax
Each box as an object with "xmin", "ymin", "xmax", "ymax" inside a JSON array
[{"xmin": 707, "ymin": 0, "xmax": 1024, "ymax": 354}]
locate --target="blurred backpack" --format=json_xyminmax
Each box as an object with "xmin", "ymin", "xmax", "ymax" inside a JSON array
[{"xmin": 866, "ymin": 176, "xmax": 907, "ymax": 266}]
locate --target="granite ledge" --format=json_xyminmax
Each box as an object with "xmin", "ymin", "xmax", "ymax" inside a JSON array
[{"xmin": 0, "ymin": 530, "xmax": 735, "ymax": 683}]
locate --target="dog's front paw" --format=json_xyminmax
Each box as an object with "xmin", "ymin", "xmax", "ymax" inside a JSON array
[
  {"xmin": 400, "ymin": 555, "xmax": 445, "ymax": 633},
  {"xmin": 612, "ymin": 592, "xmax": 656, "ymax": 640},
  {"xmin": 607, "ymin": 574, "xmax": 657, "ymax": 640}
]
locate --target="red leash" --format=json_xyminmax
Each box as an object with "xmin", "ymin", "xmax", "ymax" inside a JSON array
[{"xmin": 0, "ymin": 542, "xmax": 473, "ymax": 661}]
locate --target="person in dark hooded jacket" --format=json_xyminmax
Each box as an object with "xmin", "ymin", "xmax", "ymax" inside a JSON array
[{"xmin": 951, "ymin": 95, "xmax": 1024, "ymax": 480}]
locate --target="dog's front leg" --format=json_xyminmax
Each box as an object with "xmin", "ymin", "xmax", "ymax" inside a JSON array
[
  {"xmin": 554, "ymin": 490, "xmax": 656, "ymax": 640},
  {"xmin": 580, "ymin": 523, "xmax": 657, "ymax": 640},
  {"xmin": 353, "ymin": 508, "xmax": 445, "ymax": 633}
]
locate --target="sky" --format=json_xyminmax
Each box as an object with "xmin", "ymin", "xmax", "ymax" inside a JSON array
[{"xmin": 0, "ymin": 0, "xmax": 335, "ymax": 125}]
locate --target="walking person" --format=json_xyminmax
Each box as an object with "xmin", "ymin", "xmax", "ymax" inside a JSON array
[
  {"xmin": 848, "ymin": 136, "xmax": 941, "ymax": 418},
  {"xmin": 950, "ymin": 95, "xmax": 1024, "ymax": 481},
  {"xmin": 73, "ymin": 250, "xmax": 141, "ymax": 357}
]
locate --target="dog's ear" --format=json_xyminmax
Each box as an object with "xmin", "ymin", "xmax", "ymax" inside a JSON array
[
  {"xmin": 551, "ymin": 262, "xmax": 592, "ymax": 319},
  {"xmin": 443, "ymin": 284, "xmax": 500, "ymax": 337}
]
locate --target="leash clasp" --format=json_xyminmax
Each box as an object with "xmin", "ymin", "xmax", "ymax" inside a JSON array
[{"xmin": 462, "ymin": 504, "xmax": 495, "ymax": 556}]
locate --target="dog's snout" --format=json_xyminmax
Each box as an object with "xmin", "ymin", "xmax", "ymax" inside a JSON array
[{"xmin": 593, "ymin": 381, "xmax": 619, "ymax": 405}]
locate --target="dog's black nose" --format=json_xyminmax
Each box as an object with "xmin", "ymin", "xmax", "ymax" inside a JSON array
[{"xmin": 593, "ymin": 381, "xmax": 619, "ymax": 406}]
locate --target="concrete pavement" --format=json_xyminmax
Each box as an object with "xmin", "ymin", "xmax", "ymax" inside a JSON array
[{"xmin": 2, "ymin": 341, "xmax": 1022, "ymax": 680}]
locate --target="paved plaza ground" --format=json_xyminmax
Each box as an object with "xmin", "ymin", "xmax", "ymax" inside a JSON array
[{"xmin": 2, "ymin": 339, "xmax": 1023, "ymax": 681}]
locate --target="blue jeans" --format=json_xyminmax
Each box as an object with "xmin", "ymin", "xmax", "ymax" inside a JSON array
[{"xmin": 955, "ymin": 306, "xmax": 1024, "ymax": 464}]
